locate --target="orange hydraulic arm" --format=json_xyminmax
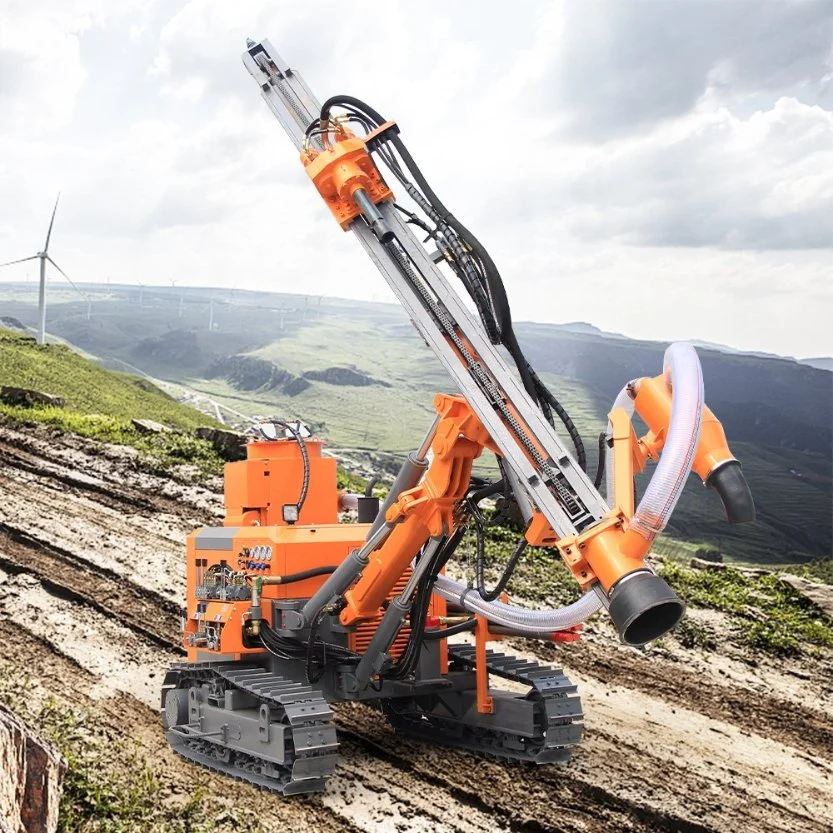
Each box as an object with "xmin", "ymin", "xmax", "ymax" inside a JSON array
[{"xmin": 341, "ymin": 394, "xmax": 494, "ymax": 626}]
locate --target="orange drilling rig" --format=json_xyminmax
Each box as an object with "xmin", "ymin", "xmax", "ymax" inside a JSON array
[{"xmin": 161, "ymin": 38, "xmax": 756, "ymax": 795}]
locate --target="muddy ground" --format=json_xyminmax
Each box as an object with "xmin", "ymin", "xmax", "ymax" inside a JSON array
[{"xmin": 0, "ymin": 422, "xmax": 830, "ymax": 832}]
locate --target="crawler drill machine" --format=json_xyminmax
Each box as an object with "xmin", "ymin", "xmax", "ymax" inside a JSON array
[{"xmin": 161, "ymin": 39, "xmax": 757, "ymax": 794}]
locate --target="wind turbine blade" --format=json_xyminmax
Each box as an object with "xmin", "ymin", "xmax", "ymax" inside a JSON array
[
  {"xmin": 0, "ymin": 255, "xmax": 39, "ymax": 269},
  {"xmin": 46, "ymin": 256, "xmax": 88, "ymax": 300},
  {"xmin": 43, "ymin": 192, "xmax": 61, "ymax": 252}
]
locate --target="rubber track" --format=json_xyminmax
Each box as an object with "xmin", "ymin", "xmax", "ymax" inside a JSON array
[
  {"xmin": 384, "ymin": 644, "xmax": 583, "ymax": 764},
  {"xmin": 162, "ymin": 662, "xmax": 338, "ymax": 795}
]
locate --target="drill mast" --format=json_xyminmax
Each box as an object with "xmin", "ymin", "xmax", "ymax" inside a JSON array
[{"xmin": 242, "ymin": 39, "xmax": 607, "ymax": 543}]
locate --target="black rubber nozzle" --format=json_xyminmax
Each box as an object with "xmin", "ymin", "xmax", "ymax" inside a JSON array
[
  {"xmin": 608, "ymin": 571, "xmax": 686, "ymax": 646},
  {"xmin": 706, "ymin": 460, "xmax": 756, "ymax": 524}
]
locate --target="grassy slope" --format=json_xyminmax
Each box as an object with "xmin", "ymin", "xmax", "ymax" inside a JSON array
[
  {"xmin": 0, "ymin": 329, "xmax": 212, "ymax": 431},
  {"xmin": 0, "ymin": 327, "xmax": 224, "ymax": 476}
]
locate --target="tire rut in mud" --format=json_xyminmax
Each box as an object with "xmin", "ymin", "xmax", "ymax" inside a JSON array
[
  {"xmin": 0, "ymin": 442, "xmax": 161, "ymax": 514},
  {"xmin": 332, "ymin": 704, "xmax": 805, "ymax": 833},
  {"xmin": 0, "ymin": 430, "xmax": 221, "ymax": 521},
  {"xmin": 0, "ymin": 522, "xmax": 182, "ymax": 650}
]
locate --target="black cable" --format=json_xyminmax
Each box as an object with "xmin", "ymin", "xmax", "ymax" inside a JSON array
[
  {"xmin": 422, "ymin": 619, "xmax": 476, "ymax": 640},
  {"xmin": 277, "ymin": 565, "xmax": 338, "ymax": 584},
  {"xmin": 255, "ymin": 420, "xmax": 310, "ymax": 518},
  {"xmin": 475, "ymin": 534, "xmax": 528, "ymax": 602},
  {"xmin": 593, "ymin": 432, "xmax": 608, "ymax": 489},
  {"xmin": 468, "ymin": 480, "xmax": 505, "ymax": 504},
  {"xmin": 386, "ymin": 529, "xmax": 464, "ymax": 679},
  {"xmin": 317, "ymin": 96, "xmax": 588, "ymax": 469},
  {"xmin": 259, "ymin": 622, "xmax": 358, "ymax": 679},
  {"xmin": 527, "ymin": 366, "xmax": 588, "ymax": 472}
]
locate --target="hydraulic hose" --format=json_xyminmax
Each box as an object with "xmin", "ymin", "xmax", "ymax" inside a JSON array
[
  {"xmin": 432, "ymin": 574, "xmax": 603, "ymax": 634},
  {"xmin": 627, "ymin": 342, "xmax": 704, "ymax": 544}
]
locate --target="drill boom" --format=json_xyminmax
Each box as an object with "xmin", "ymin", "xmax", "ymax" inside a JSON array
[{"xmin": 243, "ymin": 39, "xmax": 607, "ymax": 542}]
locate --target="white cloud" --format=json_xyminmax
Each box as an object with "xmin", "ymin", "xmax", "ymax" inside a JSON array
[
  {"xmin": 558, "ymin": 97, "xmax": 833, "ymax": 250},
  {"xmin": 0, "ymin": 0, "xmax": 830, "ymax": 359}
]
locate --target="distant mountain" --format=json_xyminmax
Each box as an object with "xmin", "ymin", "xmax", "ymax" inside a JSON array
[
  {"xmin": 1, "ymin": 282, "xmax": 829, "ymax": 565},
  {"xmin": 515, "ymin": 322, "xmax": 831, "ymax": 457},
  {"xmin": 686, "ymin": 339, "xmax": 792, "ymax": 362},
  {"xmin": 800, "ymin": 357, "xmax": 833, "ymax": 372}
]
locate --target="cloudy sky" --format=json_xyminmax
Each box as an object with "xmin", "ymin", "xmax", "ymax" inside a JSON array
[{"xmin": 1, "ymin": 0, "xmax": 831, "ymax": 358}]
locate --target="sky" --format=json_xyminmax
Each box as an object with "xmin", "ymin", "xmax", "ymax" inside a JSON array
[{"xmin": 0, "ymin": 0, "xmax": 831, "ymax": 359}]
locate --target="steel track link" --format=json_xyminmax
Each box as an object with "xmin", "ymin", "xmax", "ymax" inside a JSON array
[
  {"xmin": 162, "ymin": 662, "xmax": 338, "ymax": 795},
  {"xmin": 383, "ymin": 645, "xmax": 584, "ymax": 764}
]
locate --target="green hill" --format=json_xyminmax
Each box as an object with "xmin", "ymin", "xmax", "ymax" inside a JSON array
[
  {"xmin": 0, "ymin": 328, "xmax": 211, "ymax": 430},
  {"xmin": 0, "ymin": 327, "xmax": 224, "ymax": 476}
]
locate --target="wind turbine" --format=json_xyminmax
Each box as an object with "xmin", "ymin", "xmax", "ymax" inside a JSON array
[{"xmin": 0, "ymin": 194, "xmax": 87, "ymax": 344}]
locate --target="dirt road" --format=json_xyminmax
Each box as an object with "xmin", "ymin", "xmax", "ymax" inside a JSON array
[{"xmin": 0, "ymin": 423, "xmax": 830, "ymax": 832}]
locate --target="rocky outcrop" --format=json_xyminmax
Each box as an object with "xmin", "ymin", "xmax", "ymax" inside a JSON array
[
  {"xmin": 302, "ymin": 366, "xmax": 391, "ymax": 388},
  {"xmin": 0, "ymin": 388, "xmax": 65, "ymax": 409},
  {"xmin": 780, "ymin": 574, "xmax": 833, "ymax": 618},
  {"xmin": 0, "ymin": 317, "xmax": 27, "ymax": 332},
  {"xmin": 194, "ymin": 426, "xmax": 248, "ymax": 462},
  {"xmin": 205, "ymin": 356, "xmax": 309, "ymax": 397},
  {"xmin": 131, "ymin": 418, "xmax": 170, "ymax": 434},
  {"xmin": 0, "ymin": 704, "xmax": 65, "ymax": 833},
  {"xmin": 283, "ymin": 377, "xmax": 311, "ymax": 397}
]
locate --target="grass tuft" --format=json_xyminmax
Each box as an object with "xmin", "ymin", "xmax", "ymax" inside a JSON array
[
  {"xmin": 659, "ymin": 560, "xmax": 833, "ymax": 656},
  {"xmin": 673, "ymin": 617, "xmax": 718, "ymax": 651}
]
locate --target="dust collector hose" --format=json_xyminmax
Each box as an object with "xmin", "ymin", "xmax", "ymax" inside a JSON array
[
  {"xmin": 609, "ymin": 342, "xmax": 705, "ymax": 544},
  {"xmin": 433, "ymin": 575, "xmax": 603, "ymax": 633},
  {"xmin": 432, "ymin": 342, "xmax": 705, "ymax": 635}
]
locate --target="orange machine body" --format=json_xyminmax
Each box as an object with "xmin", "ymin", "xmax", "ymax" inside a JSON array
[
  {"xmin": 183, "ymin": 435, "xmax": 445, "ymax": 664},
  {"xmin": 223, "ymin": 437, "xmax": 338, "ymax": 527},
  {"xmin": 340, "ymin": 394, "xmax": 488, "ymax": 627}
]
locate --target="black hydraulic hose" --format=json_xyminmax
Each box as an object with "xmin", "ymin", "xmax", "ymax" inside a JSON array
[
  {"xmin": 468, "ymin": 480, "xmax": 505, "ymax": 504},
  {"xmin": 475, "ymin": 528, "xmax": 528, "ymax": 602},
  {"xmin": 422, "ymin": 619, "xmax": 476, "ymax": 640},
  {"xmin": 527, "ymin": 366, "xmax": 588, "ymax": 472},
  {"xmin": 319, "ymin": 96, "xmax": 587, "ymax": 468},
  {"xmin": 320, "ymin": 97, "xmax": 510, "ymax": 340},
  {"xmin": 593, "ymin": 432, "xmax": 607, "ymax": 489},
  {"xmin": 387, "ymin": 120, "xmax": 588, "ymax": 455},
  {"xmin": 387, "ymin": 528, "xmax": 465, "ymax": 679},
  {"xmin": 320, "ymin": 95, "xmax": 386, "ymax": 129},
  {"xmin": 276, "ymin": 565, "xmax": 338, "ymax": 584}
]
